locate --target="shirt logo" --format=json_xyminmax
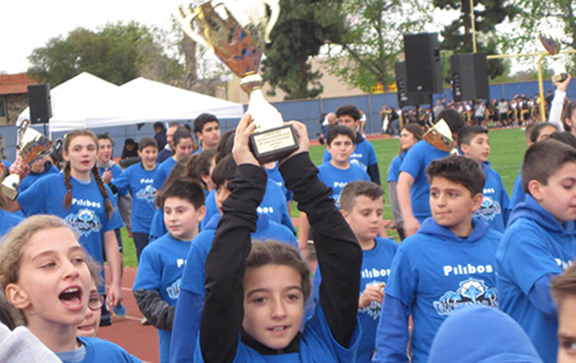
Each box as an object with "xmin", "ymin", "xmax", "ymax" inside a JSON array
[
  {"xmin": 64, "ymin": 209, "xmax": 102, "ymax": 237},
  {"xmin": 135, "ymin": 185, "xmax": 157, "ymax": 203},
  {"xmin": 166, "ymin": 278, "xmax": 181, "ymax": 300},
  {"xmin": 475, "ymin": 196, "xmax": 501, "ymax": 221},
  {"xmin": 433, "ymin": 278, "xmax": 498, "ymax": 316},
  {"xmin": 358, "ymin": 281, "xmax": 384, "ymax": 320}
]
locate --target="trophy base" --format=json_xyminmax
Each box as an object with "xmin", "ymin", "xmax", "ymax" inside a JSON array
[
  {"xmin": 552, "ymin": 73, "xmax": 568, "ymax": 83},
  {"xmin": 249, "ymin": 125, "xmax": 299, "ymax": 164},
  {"xmin": 1, "ymin": 175, "xmax": 20, "ymax": 201}
]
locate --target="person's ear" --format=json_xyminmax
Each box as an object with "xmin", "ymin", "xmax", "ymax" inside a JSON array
[
  {"xmin": 5, "ymin": 284, "xmax": 31, "ymax": 310},
  {"xmin": 197, "ymin": 205, "xmax": 207, "ymax": 222},
  {"xmin": 528, "ymin": 180, "xmax": 544, "ymax": 201},
  {"xmin": 340, "ymin": 209, "xmax": 350, "ymax": 223},
  {"xmin": 460, "ymin": 144, "xmax": 470, "ymax": 156},
  {"xmin": 471, "ymin": 193, "xmax": 484, "ymax": 213}
]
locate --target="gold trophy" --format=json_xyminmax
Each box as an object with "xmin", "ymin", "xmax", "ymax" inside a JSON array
[
  {"xmin": 423, "ymin": 119, "xmax": 459, "ymax": 155},
  {"xmin": 539, "ymin": 34, "xmax": 568, "ymax": 83},
  {"xmin": 1, "ymin": 120, "xmax": 62, "ymax": 200},
  {"xmin": 174, "ymin": 0, "xmax": 299, "ymax": 163}
]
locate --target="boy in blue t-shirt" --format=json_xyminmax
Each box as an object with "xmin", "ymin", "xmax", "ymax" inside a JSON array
[
  {"xmin": 170, "ymin": 154, "xmax": 298, "ymax": 363},
  {"xmin": 132, "ymin": 179, "xmax": 206, "ymax": 363},
  {"xmin": 193, "ymin": 113, "xmax": 221, "ymax": 153},
  {"xmin": 112, "ymin": 138, "xmax": 158, "ymax": 261},
  {"xmin": 374, "ymin": 155, "xmax": 502, "ymax": 363},
  {"xmin": 458, "ymin": 126, "xmax": 510, "ymax": 232},
  {"xmin": 299, "ymin": 125, "xmax": 369, "ymax": 258},
  {"xmin": 397, "ymin": 109, "xmax": 466, "ymax": 237},
  {"xmin": 496, "ymin": 140, "xmax": 576, "ymax": 363},
  {"xmin": 312, "ymin": 180, "xmax": 397, "ymax": 363},
  {"xmin": 322, "ymin": 104, "xmax": 380, "ymax": 185}
]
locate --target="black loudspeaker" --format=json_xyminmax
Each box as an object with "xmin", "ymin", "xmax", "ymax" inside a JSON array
[
  {"xmin": 27, "ymin": 84, "xmax": 52, "ymax": 124},
  {"xmin": 404, "ymin": 33, "xmax": 443, "ymax": 94},
  {"xmin": 395, "ymin": 62, "xmax": 432, "ymax": 107},
  {"xmin": 451, "ymin": 53, "xmax": 489, "ymax": 101}
]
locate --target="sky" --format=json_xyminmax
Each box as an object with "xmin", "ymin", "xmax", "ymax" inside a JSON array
[{"xmin": 0, "ymin": 1, "xmax": 179, "ymax": 74}]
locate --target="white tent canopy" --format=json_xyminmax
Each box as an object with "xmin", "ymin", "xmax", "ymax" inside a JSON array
[
  {"xmin": 17, "ymin": 72, "xmax": 120, "ymax": 132},
  {"xmin": 85, "ymin": 77, "xmax": 244, "ymax": 127}
]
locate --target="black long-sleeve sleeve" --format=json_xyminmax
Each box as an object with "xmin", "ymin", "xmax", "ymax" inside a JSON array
[
  {"xmin": 133, "ymin": 289, "xmax": 175, "ymax": 331},
  {"xmin": 279, "ymin": 152, "xmax": 362, "ymax": 348},
  {"xmin": 199, "ymin": 164, "xmax": 266, "ymax": 363},
  {"xmin": 367, "ymin": 162, "xmax": 381, "ymax": 186}
]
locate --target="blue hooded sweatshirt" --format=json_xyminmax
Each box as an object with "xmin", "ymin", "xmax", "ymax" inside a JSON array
[
  {"xmin": 496, "ymin": 194, "xmax": 576, "ymax": 363},
  {"xmin": 374, "ymin": 217, "xmax": 501, "ymax": 363},
  {"xmin": 474, "ymin": 162, "xmax": 511, "ymax": 232},
  {"xmin": 429, "ymin": 305, "xmax": 542, "ymax": 363}
]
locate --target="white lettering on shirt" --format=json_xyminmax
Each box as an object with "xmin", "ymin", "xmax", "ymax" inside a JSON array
[{"xmin": 443, "ymin": 264, "xmax": 494, "ymax": 276}]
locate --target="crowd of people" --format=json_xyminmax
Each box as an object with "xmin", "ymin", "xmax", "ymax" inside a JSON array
[{"xmin": 0, "ymin": 76, "xmax": 574, "ymax": 363}]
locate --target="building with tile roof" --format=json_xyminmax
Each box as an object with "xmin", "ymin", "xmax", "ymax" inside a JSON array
[{"xmin": 0, "ymin": 73, "xmax": 38, "ymax": 125}]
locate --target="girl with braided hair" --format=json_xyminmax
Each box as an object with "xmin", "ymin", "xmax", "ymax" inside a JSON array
[{"xmin": 8, "ymin": 129, "xmax": 124, "ymax": 323}]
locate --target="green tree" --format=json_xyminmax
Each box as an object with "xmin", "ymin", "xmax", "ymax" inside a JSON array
[
  {"xmin": 261, "ymin": 0, "xmax": 346, "ymax": 100},
  {"xmin": 27, "ymin": 21, "xmax": 184, "ymax": 87},
  {"xmin": 434, "ymin": 0, "xmax": 519, "ymax": 79},
  {"xmin": 321, "ymin": 0, "xmax": 433, "ymax": 93}
]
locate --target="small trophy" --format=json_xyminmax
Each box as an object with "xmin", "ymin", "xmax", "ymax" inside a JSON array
[
  {"xmin": 539, "ymin": 34, "xmax": 568, "ymax": 83},
  {"xmin": 1, "ymin": 120, "xmax": 62, "ymax": 200},
  {"xmin": 423, "ymin": 119, "xmax": 459, "ymax": 155},
  {"xmin": 174, "ymin": 0, "xmax": 299, "ymax": 163}
]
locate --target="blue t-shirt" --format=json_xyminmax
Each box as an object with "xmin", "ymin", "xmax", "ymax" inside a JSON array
[
  {"xmin": 323, "ymin": 133, "xmax": 378, "ymax": 174},
  {"xmin": 149, "ymin": 207, "xmax": 167, "ymax": 240},
  {"xmin": 0, "ymin": 209, "xmax": 22, "ymax": 239},
  {"xmin": 474, "ymin": 162, "xmax": 511, "ymax": 232},
  {"xmin": 193, "ymin": 304, "xmax": 361, "ymax": 363},
  {"xmin": 266, "ymin": 163, "xmax": 293, "ymax": 202},
  {"xmin": 201, "ymin": 181, "xmax": 296, "ymax": 234},
  {"xmin": 312, "ymin": 237, "xmax": 398, "ymax": 363},
  {"xmin": 387, "ymin": 152, "xmax": 406, "ymax": 183},
  {"xmin": 133, "ymin": 234, "xmax": 192, "ymax": 363},
  {"xmin": 56, "ymin": 336, "xmax": 142, "ymax": 363},
  {"xmin": 19, "ymin": 163, "xmax": 59, "ymax": 192},
  {"xmin": 399, "ymin": 140, "xmax": 450, "ymax": 221},
  {"xmin": 383, "ymin": 217, "xmax": 501, "ymax": 363},
  {"xmin": 317, "ymin": 162, "xmax": 370, "ymax": 209},
  {"xmin": 152, "ymin": 157, "xmax": 177, "ymax": 191},
  {"xmin": 496, "ymin": 195, "xmax": 576, "ymax": 363},
  {"xmin": 113, "ymin": 163, "xmax": 157, "ymax": 234},
  {"xmin": 510, "ymin": 168, "xmax": 526, "ymax": 208},
  {"xmin": 178, "ymin": 213, "xmax": 298, "ymax": 355},
  {"xmin": 17, "ymin": 173, "xmax": 123, "ymax": 291}
]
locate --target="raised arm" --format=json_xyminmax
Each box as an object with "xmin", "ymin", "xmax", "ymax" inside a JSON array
[
  {"xmin": 279, "ymin": 122, "xmax": 362, "ymax": 348},
  {"xmin": 199, "ymin": 115, "xmax": 265, "ymax": 363}
]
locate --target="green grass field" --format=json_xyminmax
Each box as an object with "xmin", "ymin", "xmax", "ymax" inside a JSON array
[{"xmin": 121, "ymin": 127, "xmax": 528, "ymax": 267}]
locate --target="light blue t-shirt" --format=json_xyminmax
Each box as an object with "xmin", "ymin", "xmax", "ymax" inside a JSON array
[
  {"xmin": 133, "ymin": 233, "xmax": 192, "ymax": 363},
  {"xmin": 383, "ymin": 217, "xmax": 501, "ymax": 363},
  {"xmin": 113, "ymin": 163, "xmax": 157, "ymax": 234},
  {"xmin": 387, "ymin": 152, "xmax": 406, "ymax": 183},
  {"xmin": 497, "ymin": 195, "xmax": 576, "ymax": 363},
  {"xmin": 152, "ymin": 157, "xmax": 177, "ymax": 191},
  {"xmin": 56, "ymin": 337, "xmax": 141, "ymax": 363}
]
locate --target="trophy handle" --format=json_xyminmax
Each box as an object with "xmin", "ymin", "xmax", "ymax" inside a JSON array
[
  {"xmin": 262, "ymin": 0, "xmax": 280, "ymax": 43},
  {"xmin": 53, "ymin": 139, "xmax": 63, "ymax": 152},
  {"xmin": 18, "ymin": 120, "xmax": 30, "ymax": 144},
  {"xmin": 174, "ymin": 4, "xmax": 211, "ymax": 49}
]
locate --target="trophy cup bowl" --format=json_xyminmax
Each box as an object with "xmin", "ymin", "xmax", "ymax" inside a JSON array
[
  {"xmin": 175, "ymin": 0, "xmax": 299, "ymax": 163},
  {"xmin": 423, "ymin": 119, "xmax": 458, "ymax": 155},
  {"xmin": 539, "ymin": 34, "xmax": 568, "ymax": 83},
  {"xmin": 1, "ymin": 120, "xmax": 62, "ymax": 200}
]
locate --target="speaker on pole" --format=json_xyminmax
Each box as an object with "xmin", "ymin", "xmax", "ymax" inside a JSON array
[
  {"xmin": 395, "ymin": 62, "xmax": 432, "ymax": 107},
  {"xmin": 27, "ymin": 84, "xmax": 52, "ymax": 124},
  {"xmin": 403, "ymin": 33, "xmax": 443, "ymax": 94},
  {"xmin": 451, "ymin": 53, "xmax": 489, "ymax": 101}
]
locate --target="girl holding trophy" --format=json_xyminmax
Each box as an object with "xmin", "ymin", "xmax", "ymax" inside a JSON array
[{"xmin": 7, "ymin": 129, "xmax": 124, "ymax": 321}]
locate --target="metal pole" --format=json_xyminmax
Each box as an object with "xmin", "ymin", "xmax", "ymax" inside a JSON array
[
  {"xmin": 537, "ymin": 54, "xmax": 547, "ymax": 120},
  {"xmin": 470, "ymin": 0, "xmax": 477, "ymax": 53},
  {"xmin": 367, "ymin": 94, "xmax": 373, "ymax": 134}
]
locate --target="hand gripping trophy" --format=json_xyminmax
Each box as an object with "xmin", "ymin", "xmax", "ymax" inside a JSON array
[
  {"xmin": 174, "ymin": 0, "xmax": 299, "ymax": 163},
  {"xmin": 1, "ymin": 120, "xmax": 62, "ymax": 200}
]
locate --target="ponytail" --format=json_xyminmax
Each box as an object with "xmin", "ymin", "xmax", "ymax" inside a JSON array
[
  {"xmin": 63, "ymin": 161, "xmax": 73, "ymax": 209},
  {"xmin": 91, "ymin": 166, "xmax": 115, "ymax": 220}
]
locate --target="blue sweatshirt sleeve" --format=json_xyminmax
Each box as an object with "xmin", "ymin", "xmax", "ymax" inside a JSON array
[
  {"xmin": 373, "ymin": 295, "xmax": 411, "ymax": 363},
  {"xmin": 528, "ymin": 274, "xmax": 557, "ymax": 318},
  {"xmin": 170, "ymin": 289, "xmax": 205, "ymax": 363}
]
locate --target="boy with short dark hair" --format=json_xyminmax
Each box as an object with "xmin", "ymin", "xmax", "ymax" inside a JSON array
[
  {"xmin": 313, "ymin": 180, "xmax": 398, "ymax": 363},
  {"xmin": 322, "ymin": 105, "xmax": 380, "ymax": 185},
  {"xmin": 170, "ymin": 154, "xmax": 298, "ymax": 362},
  {"xmin": 551, "ymin": 264, "xmax": 576, "ymax": 363},
  {"xmin": 193, "ymin": 113, "xmax": 221, "ymax": 152},
  {"xmin": 496, "ymin": 140, "xmax": 576, "ymax": 363},
  {"xmin": 132, "ymin": 178, "xmax": 206, "ymax": 363},
  {"xmin": 511, "ymin": 122, "xmax": 538, "ymax": 207},
  {"xmin": 112, "ymin": 137, "xmax": 159, "ymax": 261},
  {"xmin": 374, "ymin": 155, "xmax": 502, "ymax": 363},
  {"xmin": 458, "ymin": 126, "xmax": 510, "ymax": 232}
]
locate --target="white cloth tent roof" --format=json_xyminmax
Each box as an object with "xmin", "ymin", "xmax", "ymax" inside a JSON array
[
  {"xmin": 17, "ymin": 72, "xmax": 120, "ymax": 133},
  {"xmin": 85, "ymin": 77, "xmax": 244, "ymax": 127}
]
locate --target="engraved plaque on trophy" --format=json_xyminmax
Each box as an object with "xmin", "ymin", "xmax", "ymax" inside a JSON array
[{"xmin": 175, "ymin": 0, "xmax": 299, "ymax": 163}]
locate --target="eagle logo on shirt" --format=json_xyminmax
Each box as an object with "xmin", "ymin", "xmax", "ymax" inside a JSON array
[
  {"xmin": 433, "ymin": 278, "xmax": 498, "ymax": 316},
  {"xmin": 358, "ymin": 281, "xmax": 383, "ymax": 320},
  {"xmin": 64, "ymin": 209, "xmax": 102, "ymax": 237},
  {"xmin": 136, "ymin": 185, "xmax": 157, "ymax": 203},
  {"xmin": 474, "ymin": 196, "xmax": 501, "ymax": 221},
  {"xmin": 166, "ymin": 278, "xmax": 181, "ymax": 300}
]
